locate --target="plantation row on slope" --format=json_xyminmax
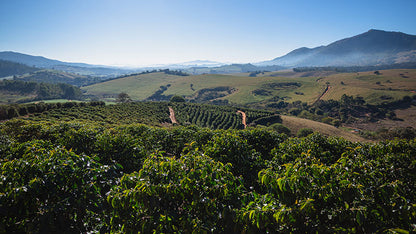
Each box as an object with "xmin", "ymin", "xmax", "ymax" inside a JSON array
[
  {"xmin": 1, "ymin": 120, "xmax": 415, "ymax": 233},
  {"xmin": 12, "ymin": 101, "xmax": 280, "ymax": 129}
]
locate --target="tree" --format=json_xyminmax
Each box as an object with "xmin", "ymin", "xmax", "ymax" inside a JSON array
[
  {"xmin": 117, "ymin": 92, "xmax": 131, "ymax": 103},
  {"xmin": 170, "ymin": 95, "xmax": 185, "ymax": 102},
  {"xmin": 297, "ymin": 128, "xmax": 314, "ymax": 137}
]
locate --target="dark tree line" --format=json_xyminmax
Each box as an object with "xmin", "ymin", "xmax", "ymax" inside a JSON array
[
  {"xmin": 0, "ymin": 60, "xmax": 39, "ymax": 77},
  {"xmin": 263, "ymin": 94, "xmax": 416, "ymax": 127},
  {"xmin": 0, "ymin": 79, "xmax": 83, "ymax": 102},
  {"xmin": 15, "ymin": 70, "xmax": 102, "ymax": 87}
]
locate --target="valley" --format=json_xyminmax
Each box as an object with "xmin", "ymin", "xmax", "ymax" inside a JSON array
[{"xmin": 1, "ymin": 28, "xmax": 416, "ymax": 233}]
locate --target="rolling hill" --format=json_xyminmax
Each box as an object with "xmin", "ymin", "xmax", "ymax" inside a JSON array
[
  {"xmin": 0, "ymin": 60, "xmax": 40, "ymax": 78},
  {"xmin": 0, "ymin": 51, "xmax": 133, "ymax": 77},
  {"xmin": 257, "ymin": 29, "xmax": 416, "ymax": 67},
  {"xmin": 82, "ymin": 69, "xmax": 416, "ymax": 106}
]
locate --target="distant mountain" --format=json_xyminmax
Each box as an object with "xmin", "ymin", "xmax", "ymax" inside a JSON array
[
  {"xmin": 0, "ymin": 51, "xmax": 134, "ymax": 77},
  {"xmin": 168, "ymin": 60, "xmax": 227, "ymax": 68},
  {"xmin": 0, "ymin": 51, "xmax": 92, "ymax": 68},
  {"xmin": 257, "ymin": 29, "xmax": 416, "ymax": 67}
]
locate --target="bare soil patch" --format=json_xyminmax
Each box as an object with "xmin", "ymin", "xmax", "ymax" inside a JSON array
[
  {"xmin": 169, "ymin": 107, "xmax": 177, "ymax": 124},
  {"xmin": 236, "ymin": 110, "xmax": 247, "ymax": 128}
]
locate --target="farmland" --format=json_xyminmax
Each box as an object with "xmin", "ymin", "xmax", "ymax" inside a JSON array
[
  {"xmin": 1, "ymin": 113, "xmax": 415, "ymax": 232},
  {"xmin": 1, "ymin": 70, "xmax": 416, "ymax": 233},
  {"xmin": 82, "ymin": 69, "xmax": 416, "ymax": 106}
]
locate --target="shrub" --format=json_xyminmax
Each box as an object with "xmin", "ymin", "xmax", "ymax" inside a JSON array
[
  {"xmin": 0, "ymin": 141, "xmax": 119, "ymax": 233},
  {"xmin": 268, "ymin": 123, "xmax": 291, "ymax": 136},
  {"xmin": 297, "ymin": 128, "xmax": 314, "ymax": 137},
  {"xmin": 170, "ymin": 95, "xmax": 186, "ymax": 102},
  {"xmin": 107, "ymin": 152, "xmax": 244, "ymax": 233}
]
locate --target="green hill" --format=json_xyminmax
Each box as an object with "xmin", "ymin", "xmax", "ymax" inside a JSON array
[
  {"xmin": 82, "ymin": 72, "xmax": 325, "ymax": 104},
  {"xmin": 82, "ymin": 69, "xmax": 416, "ymax": 106},
  {"xmin": 0, "ymin": 79, "xmax": 82, "ymax": 104},
  {"xmin": 0, "ymin": 60, "xmax": 39, "ymax": 78}
]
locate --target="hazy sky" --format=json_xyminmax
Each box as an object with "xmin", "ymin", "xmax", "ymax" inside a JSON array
[{"xmin": 1, "ymin": 0, "xmax": 415, "ymax": 66}]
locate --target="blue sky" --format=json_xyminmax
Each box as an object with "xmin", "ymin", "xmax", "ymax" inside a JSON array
[{"xmin": 1, "ymin": 0, "xmax": 415, "ymax": 66}]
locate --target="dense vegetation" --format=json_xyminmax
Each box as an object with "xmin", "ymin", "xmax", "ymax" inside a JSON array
[
  {"xmin": 1, "ymin": 118, "xmax": 415, "ymax": 233},
  {"xmin": 16, "ymin": 70, "xmax": 102, "ymax": 87},
  {"xmin": 171, "ymin": 102, "xmax": 280, "ymax": 129},
  {"xmin": 0, "ymin": 101, "xmax": 105, "ymax": 121},
  {"xmin": 264, "ymin": 94, "xmax": 416, "ymax": 127},
  {"xmin": 0, "ymin": 101, "xmax": 279, "ymax": 130},
  {"xmin": 0, "ymin": 79, "xmax": 82, "ymax": 103},
  {"xmin": 0, "ymin": 60, "xmax": 39, "ymax": 77}
]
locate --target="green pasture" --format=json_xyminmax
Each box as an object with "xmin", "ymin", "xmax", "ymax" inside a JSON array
[{"xmin": 81, "ymin": 69, "xmax": 416, "ymax": 105}]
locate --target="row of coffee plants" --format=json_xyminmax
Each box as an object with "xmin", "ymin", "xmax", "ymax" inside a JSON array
[
  {"xmin": 18, "ymin": 101, "xmax": 280, "ymax": 129},
  {"xmin": 171, "ymin": 102, "xmax": 280, "ymax": 129},
  {"xmin": 1, "ymin": 119, "xmax": 415, "ymax": 233},
  {"xmin": 26, "ymin": 102, "xmax": 171, "ymax": 126},
  {"xmin": 0, "ymin": 101, "xmax": 105, "ymax": 120}
]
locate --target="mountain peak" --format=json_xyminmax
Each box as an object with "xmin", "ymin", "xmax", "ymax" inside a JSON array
[{"xmin": 259, "ymin": 29, "xmax": 416, "ymax": 67}]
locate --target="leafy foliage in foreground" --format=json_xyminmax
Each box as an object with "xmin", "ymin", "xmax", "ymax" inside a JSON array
[{"xmin": 1, "ymin": 120, "xmax": 415, "ymax": 233}]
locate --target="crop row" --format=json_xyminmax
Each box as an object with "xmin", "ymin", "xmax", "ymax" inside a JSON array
[
  {"xmin": 171, "ymin": 102, "xmax": 279, "ymax": 129},
  {"xmin": 12, "ymin": 101, "xmax": 280, "ymax": 130}
]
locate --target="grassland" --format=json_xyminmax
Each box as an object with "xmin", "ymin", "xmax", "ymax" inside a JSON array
[
  {"xmin": 318, "ymin": 69, "xmax": 416, "ymax": 104},
  {"xmin": 82, "ymin": 69, "xmax": 416, "ymax": 105},
  {"xmin": 280, "ymin": 115, "xmax": 368, "ymax": 142},
  {"xmin": 82, "ymin": 72, "xmax": 326, "ymax": 104}
]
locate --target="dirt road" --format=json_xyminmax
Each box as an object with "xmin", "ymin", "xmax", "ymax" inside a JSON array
[
  {"xmin": 319, "ymin": 85, "xmax": 331, "ymax": 100},
  {"xmin": 237, "ymin": 110, "xmax": 247, "ymax": 128},
  {"xmin": 169, "ymin": 107, "xmax": 177, "ymax": 124}
]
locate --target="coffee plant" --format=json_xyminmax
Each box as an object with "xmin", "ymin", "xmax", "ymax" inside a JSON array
[{"xmin": 1, "ymin": 105, "xmax": 415, "ymax": 232}]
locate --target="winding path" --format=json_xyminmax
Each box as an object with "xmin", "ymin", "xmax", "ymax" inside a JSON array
[
  {"xmin": 237, "ymin": 110, "xmax": 247, "ymax": 129},
  {"xmin": 168, "ymin": 107, "xmax": 178, "ymax": 124},
  {"xmin": 314, "ymin": 85, "xmax": 331, "ymax": 104}
]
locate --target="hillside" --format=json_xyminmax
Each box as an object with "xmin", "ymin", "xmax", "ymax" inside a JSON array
[
  {"xmin": 82, "ymin": 69, "xmax": 416, "ymax": 106},
  {"xmin": 317, "ymin": 69, "xmax": 416, "ymax": 104},
  {"xmin": 0, "ymin": 51, "xmax": 133, "ymax": 77},
  {"xmin": 15, "ymin": 70, "xmax": 102, "ymax": 87},
  {"xmin": 280, "ymin": 115, "xmax": 367, "ymax": 142},
  {"xmin": 258, "ymin": 29, "xmax": 416, "ymax": 67},
  {"xmin": 0, "ymin": 60, "xmax": 40, "ymax": 78},
  {"xmin": 0, "ymin": 79, "xmax": 82, "ymax": 104},
  {"xmin": 18, "ymin": 101, "xmax": 280, "ymax": 129}
]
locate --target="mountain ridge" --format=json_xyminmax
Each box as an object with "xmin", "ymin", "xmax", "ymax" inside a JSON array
[
  {"xmin": 256, "ymin": 29, "xmax": 416, "ymax": 67},
  {"xmin": 2, "ymin": 29, "xmax": 416, "ymax": 74}
]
